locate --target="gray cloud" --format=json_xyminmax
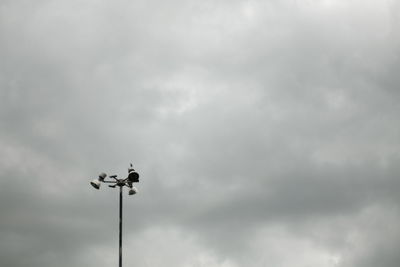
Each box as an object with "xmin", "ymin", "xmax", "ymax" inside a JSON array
[{"xmin": 1, "ymin": 0, "xmax": 399, "ymax": 266}]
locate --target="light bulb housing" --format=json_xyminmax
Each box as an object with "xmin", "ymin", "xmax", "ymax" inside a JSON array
[
  {"xmin": 90, "ymin": 179, "xmax": 101, "ymax": 189},
  {"xmin": 98, "ymin": 172, "xmax": 107, "ymax": 182},
  {"xmin": 129, "ymin": 187, "xmax": 138, "ymax": 195},
  {"xmin": 128, "ymin": 168, "xmax": 139, "ymax": 183}
]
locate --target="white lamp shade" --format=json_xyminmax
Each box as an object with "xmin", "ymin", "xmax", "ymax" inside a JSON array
[
  {"xmin": 129, "ymin": 187, "xmax": 138, "ymax": 195},
  {"xmin": 90, "ymin": 179, "xmax": 101, "ymax": 189}
]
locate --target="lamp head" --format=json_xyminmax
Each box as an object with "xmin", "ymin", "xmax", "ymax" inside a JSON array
[
  {"xmin": 98, "ymin": 172, "xmax": 107, "ymax": 182},
  {"xmin": 90, "ymin": 179, "xmax": 101, "ymax": 189},
  {"xmin": 129, "ymin": 186, "xmax": 138, "ymax": 195},
  {"xmin": 128, "ymin": 168, "xmax": 139, "ymax": 183}
]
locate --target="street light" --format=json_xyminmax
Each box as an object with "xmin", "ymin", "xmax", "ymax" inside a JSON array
[{"xmin": 90, "ymin": 163, "xmax": 140, "ymax": 267}]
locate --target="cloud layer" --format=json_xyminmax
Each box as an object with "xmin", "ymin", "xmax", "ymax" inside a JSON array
[{"xmin": 1, "ymin": 0, "xmax": 399, "ymax": 267}]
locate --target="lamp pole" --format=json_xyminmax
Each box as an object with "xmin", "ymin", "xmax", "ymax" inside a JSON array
[
  {"xmin": 119, "ymin": 185, "xmax": 123, "ymax": 267},
  {"xmin": 90, "ymin": 164, "xmax": 140, "ymax": 267}
]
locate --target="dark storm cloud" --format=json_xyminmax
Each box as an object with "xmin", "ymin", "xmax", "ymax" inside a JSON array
[{"xmin": 1, "ymin": 0, "xmax": 400, "ymax": 267}]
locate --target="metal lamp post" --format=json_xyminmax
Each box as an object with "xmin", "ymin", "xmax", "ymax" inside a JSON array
[{"xmin": 90, "ymin": 163, "xmax": 140, "ymax": 267}]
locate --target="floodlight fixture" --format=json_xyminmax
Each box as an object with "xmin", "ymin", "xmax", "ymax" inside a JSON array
[
  {"xmin": 129, "ymin": 186, "xmax": 138, "ymax": 195},
  {"xmin": 90, "ymin": 179, "xmax": 101, "ymax": 189},
  {"xmin": 89, "ymin": 163, "xmax": 141, "ymax": 267},
  {"xmin": 127, "ymin": 164, "xmax": 139, "ymax": 183},
  {"xmin": 99, "ymin": 172, "xmax": 107, "ymax": 182},
  {"xmin": 128, "ymin": 170, "xmax": 139, "ymax": 183}
]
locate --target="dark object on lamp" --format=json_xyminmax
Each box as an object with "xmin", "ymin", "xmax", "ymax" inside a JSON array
[{"xmin": 128, "ymin": 166, "xmax": 139, "ymax": 183}]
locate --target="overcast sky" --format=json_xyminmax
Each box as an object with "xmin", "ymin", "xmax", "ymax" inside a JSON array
[{"xmin": 1, "ymin": 0, "xmax": 400, "ymax": 267}]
